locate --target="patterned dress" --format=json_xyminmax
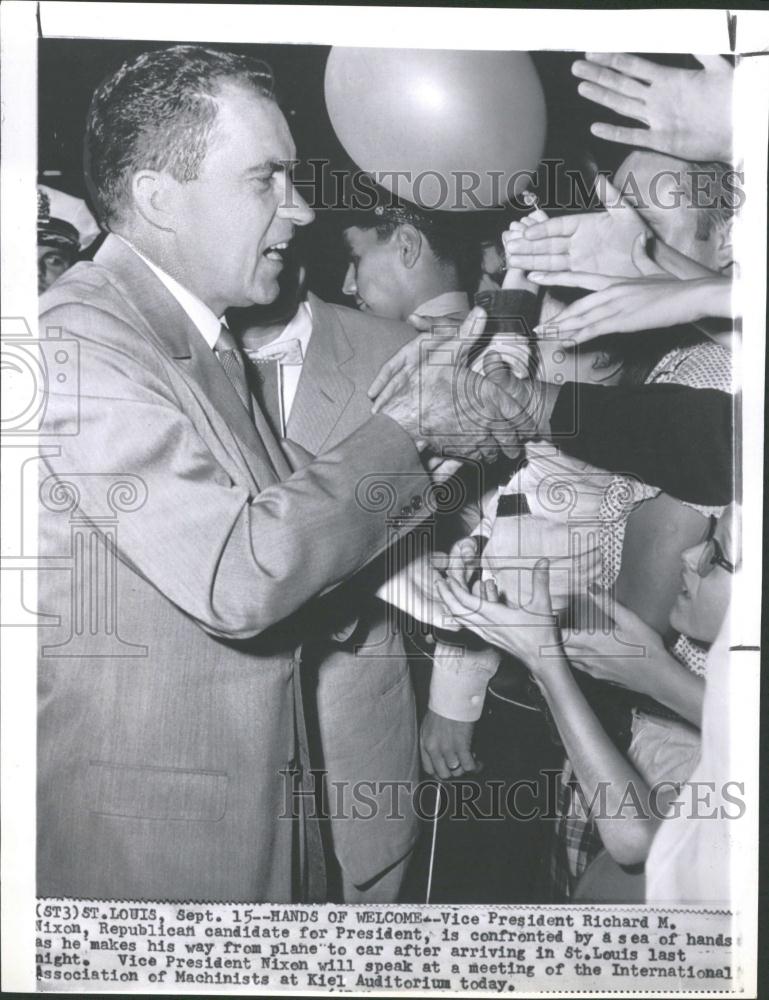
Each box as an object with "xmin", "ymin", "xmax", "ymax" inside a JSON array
[{"xmin": 549, "ymin": 340, "xmax": 732, "ymax": 900}]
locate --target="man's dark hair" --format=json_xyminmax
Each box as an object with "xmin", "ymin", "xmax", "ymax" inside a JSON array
[
  {"xmin": 342, "ymin": 200, "xmax": 482, "ymax": 296},
  {"xmin": 85, "ymin": 45, "xmax": 275, "ymax": 227}
]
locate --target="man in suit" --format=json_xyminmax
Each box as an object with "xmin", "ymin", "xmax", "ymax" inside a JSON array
[
  {"xmin": 37, "ymin": 45, "xmax": 511, "ymax": 903},
  {"xmin": 236, "ymin": 277, "xmax": 433, "ymax": 903}
]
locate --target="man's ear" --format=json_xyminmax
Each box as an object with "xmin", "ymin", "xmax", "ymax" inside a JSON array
[
  {"xmin": 130, "ymin": 170, "xmax": 178, "ymax": 233},
  {"xmin": 589, "ymin": 350, "xmax": 623, "ymax": 383},
  {"xmin": 396, "ymin": 224, "xmax": 422, "ymax": 269},
  {"xmin": 715, "ymin": 218, "xmax": 735, "ymax": 275}
]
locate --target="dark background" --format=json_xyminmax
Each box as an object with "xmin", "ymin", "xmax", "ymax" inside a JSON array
[{"xmin": 39, "ymin": 40, "xmax": 693, "ymax": 304}]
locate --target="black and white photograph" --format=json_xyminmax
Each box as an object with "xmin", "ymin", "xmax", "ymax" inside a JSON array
[{"xmin": 1, "ymin": 2, "xmax": 766, "ymax": 995}]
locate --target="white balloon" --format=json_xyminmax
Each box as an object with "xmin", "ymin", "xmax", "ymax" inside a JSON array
[{"xmin": 324, "ymin": 47, "xmax": 547, "ymax": 211}]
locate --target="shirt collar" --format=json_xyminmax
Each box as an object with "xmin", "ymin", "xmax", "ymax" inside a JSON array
[
  {"xmin": 240, "ymin": 299, "xmax": 314, "ymax": 359},
  {"xmin": 414, "ymin": 290, "xmax": 470, "ymax": 319},
  {"xmin": 267, "ymin": 299, "xmax": 313, "ymax": 356},
  {"xmin": 116, "ymin": 235, "xmax": 224, "ymax": 349}
]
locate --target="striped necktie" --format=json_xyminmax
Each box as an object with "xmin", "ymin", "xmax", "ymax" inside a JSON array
[{"xmin": 214, "ymin": 325, "xmax": 252, "ymax": 416}]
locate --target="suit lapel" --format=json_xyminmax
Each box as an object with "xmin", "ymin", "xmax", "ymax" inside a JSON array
[
  {"xmin": 94, "ymin": 236, "xmax": 290, "ymax": 484},
  {"xmin": 286, "ymin": 293, "xmax": 356, "ymax": 457}
]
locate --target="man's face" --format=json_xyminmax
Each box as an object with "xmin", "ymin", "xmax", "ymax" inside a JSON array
[
  {"xmin": 168, "ymin": 84, "xmax": 314, "ymax": 315},
  {"xmin": 38, "ymin": 245, "xmax": 75, "ymax": 293},
  {"xmin": 341, "ymin": 226, "xmax": 409, "ymax": 321},
  {"xmin": 614, "ymin": 151, "xmax": 720, "ymax": 269}
]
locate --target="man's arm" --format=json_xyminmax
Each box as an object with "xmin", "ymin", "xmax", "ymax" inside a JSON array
[
  {"xmin": 42, "ymin": 310, "xmax": 432, "ymax": 642},
  {"xmin": 548, "ymin": 382, "xmax": 734, "ymax": 507}
]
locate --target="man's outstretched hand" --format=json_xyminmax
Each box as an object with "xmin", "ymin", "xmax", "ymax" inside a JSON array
[
  {"xmin": 572, "ymin": 52, "xmax": 733, "ymax": 163},
  {"xmin": 368, "ymin": 307, "xmax": 544, "ymax": 461}
]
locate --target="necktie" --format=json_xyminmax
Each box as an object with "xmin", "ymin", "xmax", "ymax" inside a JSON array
[
  {"xmin": 243, "ymin": 338, "xmax": 304, "ymax": 439},
  {"xmin": 248, "ymin": 356, "xmax": 283, "ymax": 440},
  {"xmin": 214, "ymin": 325, "xmax": 252, "ymax": 416}
]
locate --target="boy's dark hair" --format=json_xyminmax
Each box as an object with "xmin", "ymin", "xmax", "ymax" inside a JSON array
[{"xmin": 342, "ymin": 200, "xmax": 482, "ymax": 297}]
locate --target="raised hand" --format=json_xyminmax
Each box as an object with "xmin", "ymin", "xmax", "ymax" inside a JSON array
[
  {"xmin": 562, "ymin": 595, "xmax": 666, "ymax": 691},
  {"xmin": 435, "ymin": 564, "xmax": 561, "ymax": 672},
  {"xmin": 501, "ymin": 197, "xmax": 548, "ymax": 293},
  {"xmin": 572, "ymin": 53, "xmax": 733, "ymax": 162},
  {"xmin": 534, "ymin": 275, "xmax": 732, "ymax": 344},
  {"xmin": 503, "ymin": 176, "xmax": 650, "ymax": 279},
  {"xmin": 438, "ymin": 535, "xmax": 481, "ymax": 589},
  {"xmin": 564, "ymin": 591, "xmax": 706, "ymax": 726},
  {"xmin": 527, "ymin": 230, "xmax": 665, "ymax": 291}
]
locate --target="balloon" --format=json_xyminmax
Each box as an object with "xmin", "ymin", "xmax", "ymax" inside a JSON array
[{"xmin": 324, "ymin": 47, "xmax": 547, "ymax": 211}]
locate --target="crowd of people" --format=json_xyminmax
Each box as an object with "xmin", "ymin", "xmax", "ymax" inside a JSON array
[{"xmin": 37, "ymin": 46, "xmax": 739, "ymax": 907}]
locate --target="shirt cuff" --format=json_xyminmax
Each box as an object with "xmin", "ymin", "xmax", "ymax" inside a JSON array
[{"xmin": 428, "ymin": 641, "xmax": 500, "ymax": 722}]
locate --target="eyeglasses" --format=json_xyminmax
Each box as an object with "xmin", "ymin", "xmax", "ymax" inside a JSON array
[{"xmin": 697, "ymin": 516, "xmax": 737, "ymax": 577}]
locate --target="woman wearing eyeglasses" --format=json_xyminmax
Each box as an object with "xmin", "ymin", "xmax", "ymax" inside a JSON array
[{"xmin": 435, "ymin": 504, "xmax": 738, "ymax": 899}]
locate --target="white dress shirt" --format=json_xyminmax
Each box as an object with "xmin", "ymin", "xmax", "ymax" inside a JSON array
[
  {"xmin": 117, "ymin": 236, "xmax": 224, "ymax": 348},
  {"xmin": 120, "ymin": 238, "xmax": 313, "ymax": 434},
  {"xmin": 243, "ymin": 300, "xmax": 313, "ymax": 425}
]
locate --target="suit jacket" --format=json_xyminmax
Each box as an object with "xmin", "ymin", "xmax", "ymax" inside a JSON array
[
  {"xmin": 36, "ymin": 236, "xmax": 431, "ymax": 903},
  {"xmin": 280, "ymin": 294, "xmax": 420, "ymax": 887}
]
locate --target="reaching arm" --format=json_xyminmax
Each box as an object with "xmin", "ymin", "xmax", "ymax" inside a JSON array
[
  {"xmin": 533, "ymin": 654, "xmax": 660, "ymax": 865},
  {"xmin": 41, "ymin": 305, "xmax": 432, "ymax": 641},
  {"xmin": 548, "ymin": 382, "xmax": 734, "ymax": 507},
  {"xmin": 436, "ymin": 568, "xmax": 662, "ymax": 865}
]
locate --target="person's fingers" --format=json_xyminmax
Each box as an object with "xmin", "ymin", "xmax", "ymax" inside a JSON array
[
  {"xmin": 447, "ymin": 539, "xmax": 478, "ymax": 586},
  {"xmin": 545, "ymin": 295, "xmax": 621, "ymax": 331},
  {"xmin": 534, "ymin": 288, "xmax": 613, "ymax": 329},
  {"xmin": 602, "ymin": 597, "xmax": 640, "ymax": 631},
  {"xmin": 530, "ymin": 559, "xmax": 553, "ymax": 614},
  {"xmin": 583, "ymin": 52, "xmax": 660, "ymax": 84},
  {"xmin": 522, "ymin": 217, "xmax": 576, "ymax": 240},
  {"xmin": 456, "ymin": 743, "xmax": 478, "ymax": 775},
  {"xmin": 436, "ymin": 577, "xmax": 477, "ymax": 615},
  {"xmin": 576, "ymin": 81, "xmax": 648, "ymax": 122},
  {"xmin": 431, "ymin": 750, "xmax": 452, "ymax": 781},
  {"xmin": 528, "ymin": 271, "xmax": 615, "ymax": 291},
  {"xmin": 482, "ymin": 347, "xmax": 527, "ymax": 384},
  {"xmin": 589, "ymin": 122, "xmax": 655, "ymax": 148},
  {"xmin": 431, "ymin": 550, "xmax": 449, "ymax": 572},
  {"xmin": 505, "ymin": 253, "xmax": 571, "ymax": 272},
  {"xmin": 368, "ymin": 352, "xmax": 407, "ymax": 400},
  {"xmin": 571, "ymin": 59, "xmax": 650, "ymax": 98},
  {"xmin": 370, "ymin": 368, "xmax": 409, "ymax": 412},
  {"xmin": 420, "ymin": 742, "xmax": 435, "ymax": 776},
  {"xmin": 482, "ymin": 578, "xmax": 500, "ymax": 603},
  {"xmin": 522, "ymin": 207, "xmax": 549, "ymax": 226},
  {"xmin": 504, "ymin": 233, "xmax": 569, "ymax": 257},
  {"xmin": 553, "ymin": 316, "xmax": 620, "ymax": 342}
]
